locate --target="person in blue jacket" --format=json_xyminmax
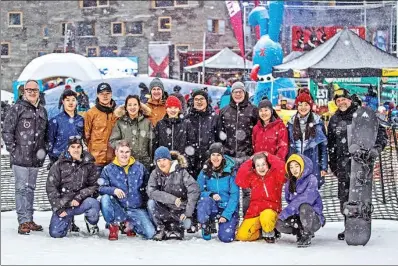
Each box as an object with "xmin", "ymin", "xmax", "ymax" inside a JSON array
[
  {"xmin": 196, "ymin": 142, "xmax": 239, "ymax": 242},
  {"xmin": 98, "ymin": 140, "xmax": 156, "ymax": 241}
]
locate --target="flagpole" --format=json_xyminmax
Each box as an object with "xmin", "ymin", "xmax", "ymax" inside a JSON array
[
  {"xmin": 241, "ymin": 1, "xmax": 247, "ymax": 78},
  {"xmin": 202, "ymin": 31, "xmax": 206, "ymax": 84}
]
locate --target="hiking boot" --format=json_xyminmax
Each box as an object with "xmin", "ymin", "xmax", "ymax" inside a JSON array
[
  {"xmin": 297, "ymin": 234, "xmax": 311, "ymax": 248},
  {"xmin": 108, "ymin": 224, "xmax": 119, "ymax": 241},
  {"xmin": 70, "ymin": 221, "xmax": 80, "ymax": 232},
  {"xmin": 264, "ymin": 237, "xmax": 275, "ymax": 243},
  {"xmin": 338, "ymin": 231, "xmax": 345, "ymax": 240},
  {"xmin": 153, "ymin": 229, "xmax": 166, "ymax": 241},
  {"xmin": 124, "ymin": 222, "xmax": 136, "ymax": 237},
  {"xmin": 119, "ymin": 221, "xmax": 127, "ymax": 235},
  {"xmin": 27, "ymin": 221, "xmax": 43, "ymax": 231},
  {"xmin": 201, "ymin": 224, "xmax": 212, "ymax": 241},
  {"xmin": 84, "ymin": 217, "xmax": 99, "ymax": 235},
  {"xmin": 274, "ymin": 228, "xmax": 281, "ymax": 240},
  {"xmin": 166, "ymin": 230, "xmax": 184, "ymax": 240},
  {"xmin": 18, "ymin": 222, "xmax": 31, "ymax": 235}
]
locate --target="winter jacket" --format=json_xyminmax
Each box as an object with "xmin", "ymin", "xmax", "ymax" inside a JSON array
[
  {"xmin": 147, "ymin": 152, "xmax": 200, "ymax": 217},
  {"xmin": 153, "ymin": 115, "xmax": 195, "ymax": 156},
  {"xmin": 235, "ymin": 154, "xmax": 286, "ymax": 219},
  {"xmin": 279, "ymin": 154, "xmax": 325, "ymax": 226},
  {"xmin": 2, "ymin": 97, "xmax": 48, "ymax": 167},
  {"xmin": 287, "ymin": 112, "xmax": 328, "ymax": 188},
  {"xmin": 220, "ymin": 93, "xmax": 258, "ymax": 158},
  {"xmin": 252, "ymin": 117, "xmax": 288, "ymax": 160},
  {"xmin": 48, "ymin": 111, "xmax": 84, "ymax": 161},
  {"xmin": 46, "ymin": 151, "xmax": 99, "ymax": 214},
  {"xmin": 77, "ymin": 93, "xmax": 90, "ymax": 112},
  {"xmin": 327, "ymin": 104, "xmax": 387, "ymax": 178},
  {"xmin": 109, "ymin": 114, "xmax": 153, "ymax": 169},
  {"xmin": 185, "ymin": 106, "xmax": 222, "ymax": 177},
  {"xmin": 146, "ymin": 98, "xmax": 166, "ymax": 126},
  {"xmin": 99, "ymin": 157, "xmax": 149, "ymax": 210},
  {"xmin": 197, "ymin": 155, "xmax": 239, "ymax": 221},
  {"xmin": 84, "ymin": 99, "xmax": 118, "ymax": 166},
  {"xmin": 171, "ymin": 92, "xmax": 188, "ymax": 114}
]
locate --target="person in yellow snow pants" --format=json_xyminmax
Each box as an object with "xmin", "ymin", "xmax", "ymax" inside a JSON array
[{"xmin": 236, "ymin": 209, "xmax": 278, "ymax": 241}]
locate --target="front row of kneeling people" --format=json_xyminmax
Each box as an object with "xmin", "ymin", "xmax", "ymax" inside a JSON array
[{"xmin": 46, "ymin": 136, "xmax": 324, "ymax": 248}]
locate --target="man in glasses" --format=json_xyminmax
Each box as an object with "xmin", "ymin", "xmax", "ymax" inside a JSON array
[
  {"xmin": 46, "ymin": 136, "xmax": 100, "ymax": 238},
  {"xmin": 2, "ymin": 80, "xmax": 49, "ymax": 235}
]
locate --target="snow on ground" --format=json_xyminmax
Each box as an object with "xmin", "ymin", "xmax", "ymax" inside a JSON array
[{"xmin": 1, "ymin": 211, "xmax": 398, "ymax": 265}]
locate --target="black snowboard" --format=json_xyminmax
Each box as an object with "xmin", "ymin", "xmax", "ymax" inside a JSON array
[{"xmin": 344, "ymin": 106, "xmax": 378, "ymax": 246}]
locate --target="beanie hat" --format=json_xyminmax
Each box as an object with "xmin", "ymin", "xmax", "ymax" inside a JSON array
[
  {"xmin": 154, "ymin": 146, "xmax": 171, "ymax": 162},
  {"xmin": 192, "ymin": 90, "xmax": 209, "ymax": 105},
  {"xmin": 258, "ymin": 99, "xmax": 273, "ymax": 110},
  {"xmin": 231, "ymin": 81, "xmax": 245, "ymax": 92},
  {"xmin": 334, "ymin": 88, "xmax": 351, "ymax": 102},
  {"xmin": 65, "ymin": 84, "xmax": 72, "ymax": 90},
  {"xmin": 149, "ymin": 78, "xmax": 164, "ymax": 92},
  {"xmin": 75, "ymin": 85, "xmax": 83, "ymax": 93},
  {"xmin": 173, "ymin": 85, "xmax": 182, "ymax": 93},
  {"xmin": 97, "ymin": 82, "xmax": 112, "ymax": 94},
  {"xmin": 68, "ymin": 135, "xmax": 83, "ymax": 148},
  {"xmin": 165, "ymin": 96, "xmax": 182, "ymax": 110},
  {"xmin": 295, "ymin": 92, "xmax": 314, "ymax": 109},
  {"xmin": 61, "ymin": 89, "xmax": 77, "ymax": 101},
  {"xmin": 208, "ymin": 142, "xmax": 224, "ymax": 156}
]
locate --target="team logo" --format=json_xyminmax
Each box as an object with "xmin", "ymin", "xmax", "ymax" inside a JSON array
[{"xmin": 23, "ymin": 121, "xmax": 31, "ymax": 129}]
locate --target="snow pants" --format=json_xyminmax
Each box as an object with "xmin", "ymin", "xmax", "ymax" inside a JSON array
[
  {"xmin": 276, "ymin": 204, "xmax": 321, "ymax": 235},
  {"xmin": 49, "ymin": 197, "xmax": 100, "ymax": 238},
  {"xmin": 196, "ymin": 197, "xmax": 239, "ymax": 243},
  {"xmin": 101, "ymin": 195, "xmax": 156, "ymax": 239},
  {"xmin": 147, "ymin": 199, "xmax": 187, "ymax": 233},
  {"xmin": 236, "ymin": 209, "xmax": 278, "ymax": 241}
]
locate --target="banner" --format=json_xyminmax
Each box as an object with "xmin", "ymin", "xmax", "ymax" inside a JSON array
[
  {"xmin": 148, "ymin": 43, "xmax": 170, "ymax": 78},
  {"xmin": 64, "ymin": 23, "xmax": 76, "ymax": 53},
  {"xmin": 225, "ymin": 1, "xmax": 245, "ymax": 57},
  {"xmin": 292, "ymin": 26, "xmax": 365, "ymax": 52}
]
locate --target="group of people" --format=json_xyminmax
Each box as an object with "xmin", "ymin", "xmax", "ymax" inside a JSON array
[{"xmin": 2, "ymin": 77, "xmax": 387, "ymax": 248}]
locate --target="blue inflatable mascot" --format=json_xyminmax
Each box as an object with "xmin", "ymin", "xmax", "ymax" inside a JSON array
[{"xmin": 249, "ymin": 1, "xmax": 296, "ymax": 106}]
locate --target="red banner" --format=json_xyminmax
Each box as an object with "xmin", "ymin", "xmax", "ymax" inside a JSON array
[
  {"xmin": 225, "ymin": 1, "xmax": 245, "ymax": 58},
  {"xmin": 291, "ymin": 26, "xmax": 366, "ymax": 52}
]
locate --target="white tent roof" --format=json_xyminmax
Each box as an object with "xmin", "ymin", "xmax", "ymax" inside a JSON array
[
  {"xmin": 17, "ymin": 53, "xmax": 103, "ymax": 82},
  {"xmin": 184, "ymin": 48, "xmax": 252, "ymax": 73},
  {"xmin": 1, "ymin": 90, "xmax": 14, "ymax": 103}
]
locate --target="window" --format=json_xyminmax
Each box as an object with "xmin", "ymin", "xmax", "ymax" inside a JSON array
[
  {"xmin": 158, "ymin": 17, "xmax": 171, "ymax": 32},
  {"xmin": 100, "ymin": 46, "xmax": 118, "ymax": 57},
  {"xmin": 207, "ymin": 19, "xmax": 225, "ymax": 35},
  {"xmin": 42, "ymin": 26, "xmax": 49, "ymax": 39},
  {"xmin": 111, "ymin": 22, "xmax": 124, "ymax": 36},
  {"xmin": 175, "ymin": 0, "xmax": 188, "ymax": 6},
  {"xmin": 80, "ymin": 0, "xmax": 109, "ymax": 8},
  {"xmin": 1, "ymin": 42, "xmax": 10, "ymax": 58},
  {"xmin": 86, "ymin": 46, "xmax": 99, "ymax": 57},
  {"xmin": 8, "ymin": 12, "xmax": 23, "ymax": 27},
  {"xmin": 175, "ymin": 44, "xmax": 189, "ymax": 58},
  {"xmin": 125, "ymin": 21, "xmax": 143, "ymax": 35},
  {"xmin": 77, "ymin": 22, "xmax": 95, "ymax": 36},
  {"xmin": 152, "ymin": 0, "xmax": 188, "ymax": 7},
  {"xmin": 61, "ymin": 22, "xmax": 73, "ymax": 36},
  {"xmin": 53, "ymin": 48, "xmax": 63, "ymax": 53}
]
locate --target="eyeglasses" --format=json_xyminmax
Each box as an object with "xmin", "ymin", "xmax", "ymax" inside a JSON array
[
  {"xmin": 194, "ymin": 98, "xmax": 206, "ymax": 102},
  {"xmin": 232, "ymin": 90, "xmax": 244, "ymax": 95},
  {"xmin": 25, "ymin": 88, "xmax": 39, "ymax": 94}
]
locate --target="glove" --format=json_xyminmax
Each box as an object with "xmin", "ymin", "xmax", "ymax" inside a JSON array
[{"xmin": 368, "ymin": 148, "xmax": 379, "ymax": 159}]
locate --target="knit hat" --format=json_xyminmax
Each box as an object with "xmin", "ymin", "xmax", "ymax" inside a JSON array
[
  {"xmin": 173, "ymin": 85, "xmax": 182, "ymax": 93},
  {"xmin": 68, "ymin": 135, "xmax": 83, "ymax": 148},
  {"xmin": 286, "ymin": 154, "xmax": 304, "ymax": 178},
  {"xmin": 192, "ymin": 90, "xmax": 209, "ymax": 105},
  {"xmin": 334, "ymin": 88, "xmax": 351, "ymax": 102},
  {"xmin": 295, "ymin": 92, "xmax": 314, "ymax": 109},
  {"xmin": 154, "ymin": 146, "xmax": 171, "ymax": 161},
  {"xmin": 231, "ymin": 81, "xmax": 245, "ymax": 92},
  {"xmin": 258, "ymin": 99, "xmax": 273, "ymax": 110},
  {"xmin": 149, "ymin": 78, "xmax": 164, "ymax": 92},
  {"xmin": 165, "ymin": 96, "xmax": 182, "ymax": 110},
  {"xmin": 65, "ymin": 84, "xmax": 72, "ymax": 90},
  {"xmin": 208, "ymin": 142, "xmax": 224, "ymax": 156},
  {"xmin": 97, "ymin": 82, "xmax": 112, "ymax": 94},
  {"xmin": 75, "ymin": 85, "xmax": 83, "ymax": 93}
]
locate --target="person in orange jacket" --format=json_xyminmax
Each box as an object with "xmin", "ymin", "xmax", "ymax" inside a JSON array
[{"xmin": 235, "ymin": 152, "xmax": 286, "ymax": 243}]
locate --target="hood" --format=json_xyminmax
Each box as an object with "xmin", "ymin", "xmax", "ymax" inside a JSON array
[
  {"xmin": 113, "ymin": 156, "xmax": 136, "ymax": 174},
  {"xmin": 156, "ymin": 151, "xmax": 188, "ymax": 175},
  {"xmin": 285, "ymin": 153, "xmax": 313, "ymax": 179},
  {"xmin": 223, "ymin": 155, "xmax": 236, "ymax": 174},
  {"xmin": 59, "ymin": 150, "xmax": 95, "ymax": 165},
  {"xmin": 115, "ymin": 103, "xmax": 151, "ymax": 119},
  {"xmin": 95, "ymin": 98, "xmax": 116, "ymax": 114}
]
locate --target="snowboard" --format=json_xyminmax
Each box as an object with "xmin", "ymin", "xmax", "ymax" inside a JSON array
[{"xmin": 344, "ymin": 106, "xmax": 379, "ymax": 246}]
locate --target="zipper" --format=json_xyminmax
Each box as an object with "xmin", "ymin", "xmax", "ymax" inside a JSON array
[
  {"xmin": 171, "ymin": 124, "xmax": 174, "ymax": 150},
  {"xmin": 262, "ymin": 176, "xmax": 269, "ymax": 197},
  {"xmin": 198, "ymin": 116, "xmax": 201, "ymax": 148},
  {"xmin": 235, "ymin": 103, "xmax": 239, "ymax": 156}
]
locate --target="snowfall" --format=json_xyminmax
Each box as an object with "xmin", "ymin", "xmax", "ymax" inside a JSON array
[{"xmin": 1, "ymin": 211, "xmax": 397, "ymax": 265}]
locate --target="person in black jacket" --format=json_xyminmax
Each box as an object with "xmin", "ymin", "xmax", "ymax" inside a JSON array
[
  {"xmin": 327, "ymin": 88, "xmax": 387, "ymax": 241},
  {"xmin": 46, "ymin": 136, "xmax": 100, "ymax": 238},
  {"xmin": 2, "ymin": 80, "xmax": 48, "ymax": 235}
]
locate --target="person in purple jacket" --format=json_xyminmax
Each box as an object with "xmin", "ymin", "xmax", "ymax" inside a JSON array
[{"xmin": 276, "ymin": 153, "xmax": 325, "ymax": 248}]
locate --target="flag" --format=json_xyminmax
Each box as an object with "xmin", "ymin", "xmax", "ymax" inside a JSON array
[{"xmin": 225, "ymin": 1, "xmax": 245, "ymax": 57}]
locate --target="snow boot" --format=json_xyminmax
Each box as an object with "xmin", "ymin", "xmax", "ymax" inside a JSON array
[
  {"xmin": 153, "ymin": 229, "xmax": 166, "ymax": 241},
  {"xmin": 201, "ymin": 224, "xmax": 212, "ymax": 241},
  {"xmin": 166, "ymin": 230, "xmax": 184, "ymax": 240},
  {"xmin": 70, "ymin": 218, "xmax": 80, "ymax": 232},
  {"xmin": 263, "ymin": 231, "xmax": 276, "ymax": 243},
  {"xmin": 84, "ymin": 217, "xmax": 99, "ymax": 235},
  {"xmin": 27, "ymin": 221, "xmax": 43, "ymax": 231},
  {"xmin": 108, "ymin": 224, "xmax": 119, "ymax": 241},
  {"xmin": 119, "ymin": 221, "xmax": 127, "ymax": 235},
  {"xmin": 124, "ymin": 222, "xmax": 136, "ymax": 237},
  {"xmin": 18, "ymin": 222, "xmax": 31, "ymax": 235},
  {"xmin": 210, "ymin": 222, "xmax": 217, "ymax": 234},
  {"xmin": 274, "ymin": 228, "xmax": 281, "ymax": 240},
  {"xmin": 297, "ymin": 234, "xmax": 311, "ymax": 248},
  {"xmin": 338, "ymin": 231, "xmax": 345, "ymax": 240}
]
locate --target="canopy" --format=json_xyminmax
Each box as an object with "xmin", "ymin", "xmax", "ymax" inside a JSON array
[
  {"xmin": 184, "ymin": 48, "xmax": 253, "ymax": 73},
  {"xmin": 273, "ymin": 28, "xmax": 398, "ymax": 79},
  {"xmin": 17, "ymin": 53, "xmax": 103, "ymax": 82}
]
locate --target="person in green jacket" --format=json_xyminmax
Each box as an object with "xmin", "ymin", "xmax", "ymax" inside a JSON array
[{"xmin": 110, "ymin": 95, "xmax": 153, "ymax": 170}]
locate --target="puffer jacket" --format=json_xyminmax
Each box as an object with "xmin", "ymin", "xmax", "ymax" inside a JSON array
[
  {"xmin": 109, "ymin": 113, "xmax": 153, "ymax": 169},
  {"xmin": 196, "ymin": 155, "xmax": 239, "ymax": 221},
  {"xmin": 84, "ymin": 99, "xmax": 118, "ymax": 166},
  {"xmin": 252, "ymin": 116, "xmax": 288, "ymax": 160},
  {"xmin": 99, "ymin": 157, "xmax": 149, "ymax": 210},
  {"xmin": 48, "ymin": 111, "xmax": 84, "ymax": 161},
  {"xmin": 235, "ymin": 154, "xmax": 286, "ymax": 219},
  {"xmin": 46, "ymin": 151, "xmax": 99, "ymax": 214},
  {"xmin": 220, "ymin": 92, "xmax": 258, "ymax": 158},
  {"xmin": 146, "ymin": 98, "xmax": 166, "ymax": 126},
  {"xmin": 2, "ymin": 97, "xmax": 48, "ymax": 167},
  {"xmin": 279, "ymin": 154, "xmax": 325, "ymax": 226},
  {"xmin": 147, "ymin": 151, "xmax": 200, "ymax": 217}
]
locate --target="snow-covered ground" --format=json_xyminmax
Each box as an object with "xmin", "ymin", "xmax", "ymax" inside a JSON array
[{"xmin": 1, "ymin": 211, "xmax": 397, "ymax": 265}]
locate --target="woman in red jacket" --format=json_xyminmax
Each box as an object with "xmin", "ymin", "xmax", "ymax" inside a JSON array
[
  {"xmin": 252, "ymin": 100, "xmax": 288, "ymax": 160},
  {"xmin": 235, "ymin": 152, "xmax": 286, "ymax": 243}
]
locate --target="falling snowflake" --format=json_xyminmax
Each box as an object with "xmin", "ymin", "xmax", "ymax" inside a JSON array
[
  {"xmin": 140, "ymin": 130, "xmax": 147, "ymax": 137},
  {"xmin": 185, "ymin": 146, "xmax": 195, "ymax": 156},
  {"xmin": 36, "ymin": 149, "xmax": 46, "ymax": 160},
  {"xmin": 341, "ymin": 138, "xmax": 346, "ymax": 144},
  {"xmin": 353, "ymin": 112, "xmax": 358, "ymax": 118},
  {"xmin": 69, "ymin": 118, "xmax": 74, "ymax": 124},
  {"xmin": 309, "ymin": 122, "xmax": 314, "ymax": 128},
  {"xmin": 219, "ymin": 131, "xmax": 227, "ymax": 141},
  {"xmin": 166, "ymin": 128, "xmax": 172, "ymax": 135},
  {"xmin": 236, "ymin": 130, "xmax": 246, "ymax": 141}
]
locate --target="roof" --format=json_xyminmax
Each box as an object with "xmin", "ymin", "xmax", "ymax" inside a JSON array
[
  {"xmin": 183, "ymin": 47, "xmax": 252, "ymax": 73},
  {"xmin": 273, "ymin": 28, "xmax": 398, "ymax": 78}
]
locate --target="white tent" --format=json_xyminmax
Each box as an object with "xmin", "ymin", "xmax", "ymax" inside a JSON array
[
  {"xmin": 17, "ymin": 53, "xmax": 103, "ymax": 82},
  {"xmin": 183, "ymin": 48, "xmax": 252, "ymax": 73},
  {"xmin": 1, "ymin": 90, "xmax": 14, "ymax": 103},
  {"xmin": 88, "ymin": 57, "xmax": 138, "ymax": 79}
]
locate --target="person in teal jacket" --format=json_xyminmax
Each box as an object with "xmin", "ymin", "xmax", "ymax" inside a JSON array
[{"xmin": 196, "ymin": 142, "xmax": 239, "ymax": 242}]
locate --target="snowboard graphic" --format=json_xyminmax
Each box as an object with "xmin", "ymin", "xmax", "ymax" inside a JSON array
[{"xmin": 344, "ymin": 107, "xmax": 379, "ymax": 246}]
